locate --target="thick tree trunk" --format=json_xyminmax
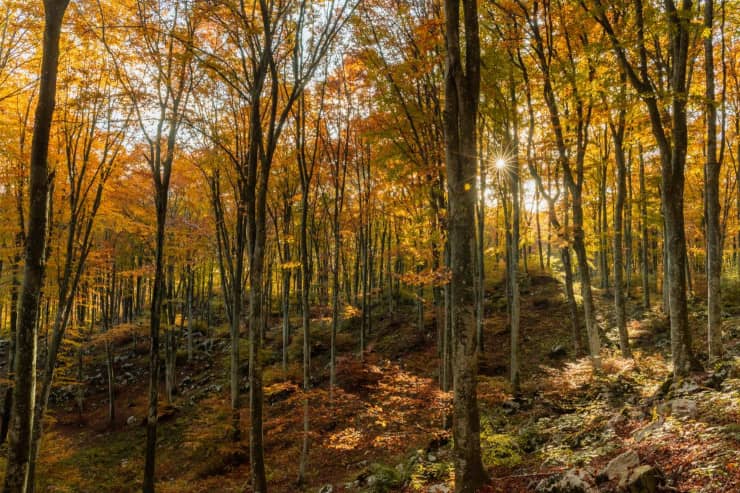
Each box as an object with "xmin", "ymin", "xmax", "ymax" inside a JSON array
[
  {"xmin": 248, "ymin": 231, "xmax": 267, "ymax": 493},
  {"xmin": 3, "ymin": 2, "xmax": 69, "ymax": 491},
  {"xmin": 443, "ymin": 0, "xmax": 487, "ymax": 490},
  {"xmin": 143, "ymin": 197, "xmax": 167, "ymax": 493},
  {"xmin": 571, "ymin": 191, "xmax": 601, "ymax": 367}
]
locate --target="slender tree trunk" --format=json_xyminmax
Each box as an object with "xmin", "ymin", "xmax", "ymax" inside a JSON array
[
  {"xmin": 625, "ymin": 150, "xmax": 634, "ymax": 296},
  {"xmin": 105, "ymin": 340, "xmax": 115, "ymax": 426},
  {"xmin": 639, "ymin": 146, "xmax": 651, "ymax": 310},
  {"xmin": 611, "ymin": 97, "xmax": 632, "ymax": 358},
  {"xmin": 705, "ymin": 0, "xmax": 723, "ymax": 361},
  {"xmin": 187, "ymin": 265, "xmax": 194, "ymax": 362}
]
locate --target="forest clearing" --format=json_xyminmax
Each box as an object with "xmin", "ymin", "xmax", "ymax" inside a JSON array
[{"xmin": 1, "ymin": 0, "xmax": 740, "ymax": 492}]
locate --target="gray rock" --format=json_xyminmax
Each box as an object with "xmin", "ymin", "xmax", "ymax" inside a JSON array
[
  {"xmin": 317, "ymin": 485, "xmax": 333, "ymax": 493},
  {"xmin": 126, "ymin": 415, "xmax": 138, "ymax": 426},
  {"xmin": 428, "ymin": 484, "xmax": 451, "ymax": 493},
  {"xmin": 535, "ymin": 468, "xmax": 598, "ymax": 493},
  {"xmin": 668, "ymin": 398, "xmax": 697, "ymax": 418},
  {"xmin": 427, "ymin": 453, "xmax": 437, "ymax": 462},
  {"xmin": 602, "ymin": 450, "xmax": 640, "ymax": 482},
  {"xmin": 618, "ymin": 464, "xmax": 661, "ymax": 493},
  {"xmin": 632, "ymin": 419, "xmax": 664, "ymax": 442}
]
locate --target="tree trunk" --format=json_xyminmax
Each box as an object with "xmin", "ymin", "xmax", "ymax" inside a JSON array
[
  {"xmin": 704, "ymin": 0, "xmax": 723, "ymax": 361},
  {"xmin": 3, "ymin": 2, "xmax": 69, "ymax": 491},
  {"xmin": 443, "ymin": 0, "xmax": 487, "ymax": 490},
  {"xmin": 572, "ymin": 190, "xmax": 601, "ymax": 367},
  {"xmin": 611, "ymin": 100, "xmax": 632, "ymax": 358},
  {"xmin": 143, "ymin": 194, "xmax": 167, "ymax": 493},
  {"xmin": 105, "ymin": 340, "xmax": 115, "ymax": 426},
  {"xmin": 639, "ymin": 146, "xmax": 651, "ymax": 310}
]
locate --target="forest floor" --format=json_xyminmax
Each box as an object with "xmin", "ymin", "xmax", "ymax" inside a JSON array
[{"xmin": 6, "ymin": 271, "xmax": 740, "ymax": 492}]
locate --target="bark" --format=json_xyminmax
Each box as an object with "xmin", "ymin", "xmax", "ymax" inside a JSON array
[
  {"xmin": 590, "ymin": 0, "xmax": 695, "ymax": 376},
  {"xmin": 443, "ymin": 0, "xmax": 487, "ymax": 490},
  {"xmin": 704, "ymin": 0, "xmax": 723, "ymax": 361},
  {"xmin": 507, "ymin": 73, "xmax": 521, "ymax": 392},
  {"xmin": 3, "ymin": 1, "xmax": 69, "ymax": 491},
  {"xmin": 639, "ymin": 146, "xmax": 651, "ymax": 309},
  {"xmin": 609, "ymin": 82, "xmax": 632, "ymax": 358}
]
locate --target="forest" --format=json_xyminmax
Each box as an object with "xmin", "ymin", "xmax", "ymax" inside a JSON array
[{"xmin": 0, "ymin": 0, "xmax": 739, "ymax": 492}]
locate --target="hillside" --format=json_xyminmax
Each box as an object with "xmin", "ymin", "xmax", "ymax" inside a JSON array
[{"xmin": 15, "ymin": 272, "xmax": 739, "ymax": 493}]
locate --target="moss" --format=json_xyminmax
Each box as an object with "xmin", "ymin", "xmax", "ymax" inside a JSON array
[
  {"xmin": 480, "ymin": 414, "xmax": 522, "ymax": 468},
  {"xmin": 367, "ymin": 462, "xmax": 406, "ymax": 493},
  {"xmin": 408, "ymin": 460, "xmax": 452, "ymax": 491}
]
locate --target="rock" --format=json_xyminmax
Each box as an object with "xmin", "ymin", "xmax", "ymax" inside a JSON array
[
  {"xmin": 126, "ymin": 416, "xmax": 138, "ymax": 426},
  {"xmin": 317, "ymin": 485, "xmax": 333, "ymax": 493},
  {"xmin": 674, "ymin": 380, "xmax": 699, "ymax": 395},
  {"xmin": 502, "ymin": 399, "xmax": 521, "ymax": 414},
  {"xmin": 428, "ymin": 484, "xmax": 451, "ymax": 493},
  {"xmin": 548, "ymin": 345, "xmax": 567, "ymax": 359},
  {"xmin": 607, "ymin": 413, "xmax": 627, "ymax": 430},
  {"xmin": 601, "ymin": 450, "xmax": 640, "ymax": 482},
  {"xmin": 659, "ymin": 398, "xmax": 697, "ymax": 418},
  {"xmin": 669, "ymin": 398, "xmax": 697, "ymax": 418},
  {"xmin": 632, "ymin": 419, "xmax": 664, "ymax": 442},
  {"xmin": 427, "ymin": 453, "xmax": 437, "ymax": 462},
  {"xmin": 618, "ymin": 464, "xmax": 662, "ymax": 493},
  {"xmin": 535, "ymin": 468, "xmax": 598, "ymax": 493},
  {"xmin": 366, "ymin": 475, "xmax": 376, "ymax": 486}
]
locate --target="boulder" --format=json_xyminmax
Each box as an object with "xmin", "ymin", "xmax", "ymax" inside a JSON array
[
  {"xmin": 607, "ymin": 412, "xmax": 627, "ymax": 430},
  {"xmin": 535, "ymin": 468, "xmax": 598, "ymax": 493},
  {"xmin": 618, "ymin": 465, "xmax": 662, "ymax": 493},
  {"xmin": 602, "ymin": 450, "xmax": 640, "ymax": 482},
  {"xmin": 669, "ymin": 398, "xmax": 697, "ymax": 418},
  {"xmin": 428, "ymin": 484, "xmax": 451, "ymax": 493},
  {"xmin": 317, "ymin": 485, "xmax": 333, "ymax": 493},
  {"xmin": 126, "ymin": 415, "xmax": 138, "ymax": 426},
  {"xmin": 548, "ymin": 345, "xmax": 568, "ymax": 359}
]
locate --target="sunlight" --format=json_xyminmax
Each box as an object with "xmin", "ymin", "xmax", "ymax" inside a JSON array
[{"xmin": 495, "ymin": 157, "xmax": 507, "ymax": 171}]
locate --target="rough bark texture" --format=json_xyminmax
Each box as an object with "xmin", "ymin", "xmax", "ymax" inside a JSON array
[{"xmin": 443, "ymin": 0, "xmax": 487, "ymax": 490}]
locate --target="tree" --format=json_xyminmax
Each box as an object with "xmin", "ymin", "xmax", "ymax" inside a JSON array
[
  {"xmin": 589, "ymin": 0, "xmax": 697, "ymax": 376},
  {"xmin": 704, "ymin": 0, "xmax": 723, "ymax": 361},
  {"xmin": 443, "ymin": 0, "xmax": 487, "ymax": 491},
  {"xmin": 98, "ymin": 1, "xmax": 198, "ymax": 489},
  {"xmin": 26, "ymin": 48, "xmax": 127, "ymax": 490},
  {"xmin": 197, "ymin": 1, "xmax": 354, "ymax": 489},
  {"xmin": 3, "ymin": 1, "xmax": 70, "ymax": 491}
]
